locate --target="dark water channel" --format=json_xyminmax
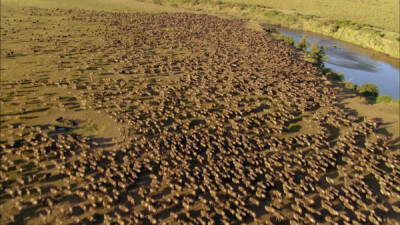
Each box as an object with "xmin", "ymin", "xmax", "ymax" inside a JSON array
[{"xmin": 276, "ymin": 27, "xmax": 399, "ymax": 99}]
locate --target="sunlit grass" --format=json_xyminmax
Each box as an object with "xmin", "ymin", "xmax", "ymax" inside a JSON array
[
  {"xmin": 220, "ymin": 0, "xmax": 399, "ymax": 32},
  {"xmin": 1, "ymin": 0, "xmax": 185, "ymax": 13}
]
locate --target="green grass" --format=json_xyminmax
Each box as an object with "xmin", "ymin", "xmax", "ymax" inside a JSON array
[
  {"xmin": 153, "ymin": 0, "xmax": 399, "ymax": 33},
  {"xmin": 264, "ymin": 27, "xmax": 295, "ymax": 46},
  {"xmin": 214, "ymin": 0, "xmax": 399, "ymax": 32},
  {"xmin": 376, "ymin": 95, "xmax": 400, "ymax": 105},
  {"xmin": 139, "ymin": 0, "xmax": 400, "ymax": 58}
]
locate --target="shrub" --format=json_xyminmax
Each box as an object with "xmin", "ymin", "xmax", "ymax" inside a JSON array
[
  {"xmin": 321, "ymin": 68, "xmax": 342, "ymax": 80},
  {"xmin": 309, "ymin": 41, "xmax": 321, "ymax": 60},
  {"xmin": 331, "ymin": 72, "xmax": 344, "ymax": 81},
  {"xmin": 322, "ymin": 67, "xmax": 332, "ymax": 74},
  {"xmin": 282, "ymin": 35, "xmax": 295, "ymax": 46},
  {"xmin": 358, "ymin": 83, "xmax": 379, "ymax": 97},
  {"xmin": 309, "ymin": 41, "xmax": 319, "ymax": 55},
  {"xmin": 271, "ymin": 33, "xmax": 295, "ymax": 46},
  {"xmin": 308, "ymin": 41, "xmax": 329, "ymax": 66},
  {"xmin": 296, "ymin": 35, "xmax": 309, "ymax": 51},
  {"xmin": 263, "ymin": 26, "xmax": 277, "ymax": 33},
  {"xmin": 376, "ymin": 95, "xmax": 394, "ymax": 103},
  {"xmin": 376, "ymin": 95, "xmax": 399, "ymax": 105},
  {"xmin": 344, "ymin": 81, "xmax": 356, "ymax": 90}
]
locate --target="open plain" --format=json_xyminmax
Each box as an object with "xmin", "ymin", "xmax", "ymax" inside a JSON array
[{"xmin": 1, "ymin": 5, "xmax": 400, "ymax": 225}]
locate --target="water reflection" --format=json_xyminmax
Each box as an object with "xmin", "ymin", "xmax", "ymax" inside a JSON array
[
  {"xmin": 328, "ymin": 51, "xmax": 378, "ymax": 72},
  {"xmin": 276, "ymin": 27, "xmax": 399, "ymax": 98}
]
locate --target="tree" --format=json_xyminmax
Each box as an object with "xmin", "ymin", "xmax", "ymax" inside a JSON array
[
  {"xmin": 309, "ymin": 40, "xmax": 328, "ymax": 66},
  {"xmin": 296, "ymin": 35, "xmax": 309, "ymax": 51},
  {"xmin": 309, "ymin": 41, "xmax": 320, "ymax": 57},
  {"xmin": 358, "ymin": 83, "xmax": 379, "ymax": 97}
]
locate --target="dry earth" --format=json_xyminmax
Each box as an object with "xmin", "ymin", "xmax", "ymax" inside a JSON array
[{"xmin": 1, "ymin": 6, "xmax": 399, "ymax": 225}]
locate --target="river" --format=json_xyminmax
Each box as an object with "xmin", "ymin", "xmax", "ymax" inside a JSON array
[{"xmin": 275, "ymin": 27, "xmax": 400, "ymax": 99}]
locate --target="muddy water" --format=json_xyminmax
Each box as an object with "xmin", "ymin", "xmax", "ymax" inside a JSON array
[{"xmin": 276, "ymin": 27, "xmax": 400, "ymax": 99}]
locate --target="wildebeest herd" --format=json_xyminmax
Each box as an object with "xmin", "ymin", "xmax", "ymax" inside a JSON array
[{"xmin": 1, "ymin": 6, "xmax": 399, "ymax": 225}]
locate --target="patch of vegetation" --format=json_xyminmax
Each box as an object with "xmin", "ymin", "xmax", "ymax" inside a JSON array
[
  {"xmin": 331, "ymin": 72, "xmax": 345, "ymax": 81},
  {"xmin": 295, "ymin": 35, "xmax": 309, "ymax": 51},
  {"xmin": 358, "ymin": 83, "xmax": 379, "ymax": 97},
  {"xmin": 270, "ymin": 33, "xmax": 295, "ymax": 46},
  {"xmin": 344, "ymin": 81, "xmax": 357, "ymax": 90},
  {"xmin": 308, "ymin": 40, "xmax": 329, "ymax": 67},
  {"xmin": 264, "ymin": 10, "xmax": 280, "ymax": 17},
  {"xmin": 333, "ymin": 19, "xmax": 363, "ymax": 30},
  {"xmin": 263, "ymin": 26, "xmax": 277, "ymax": 33},
  {"xmin": 376, "ymin": 95, "xmax": 399, "ymax": 105},
  {"xmin": 322, "ymin": 68, "xmax": 344, "ymax": 81},
  {"xmin": 263, "ymin": 26, "xmax": 294, "ymax": 46}
]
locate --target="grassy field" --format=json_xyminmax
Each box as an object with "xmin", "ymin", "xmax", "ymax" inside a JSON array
[
  {"xmin": 141, "ymin": 0, "xmax": 400, "ymax": 58},
  {"xmin": 1, "ymin": 0, "xmax": 186, "ymax": 13},
  {"xmin": 217, "ymin": 0, "xmax": 399, "ymax": 32},
  {"xmin": 1, "ymin": 2, "xmax": 400, "ymax": 225}
]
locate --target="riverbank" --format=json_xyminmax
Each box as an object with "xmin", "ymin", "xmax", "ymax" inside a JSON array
[
  {"xmin": 141, "ymin": 0, "xmax": 400, "ymax": 58},
  {"xmin": 271, "ymin": 27, "xmax": 400, "ymax": 99},
  {"xmin": 333, "ymin": 82, "xmax": 399, "ymax": 143}
]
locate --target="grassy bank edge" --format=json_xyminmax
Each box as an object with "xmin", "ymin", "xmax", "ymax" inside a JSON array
[
  {"xmin": 142, "ymin": 0, "xmax": 400, "ymax": 59},
  {"xmin": 263, "ymin": 28, "xmax": 400, "ymax": 104},
  {"xmin": 321, "ymin": 67, "xmax": 399, "ymax": 139}
]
